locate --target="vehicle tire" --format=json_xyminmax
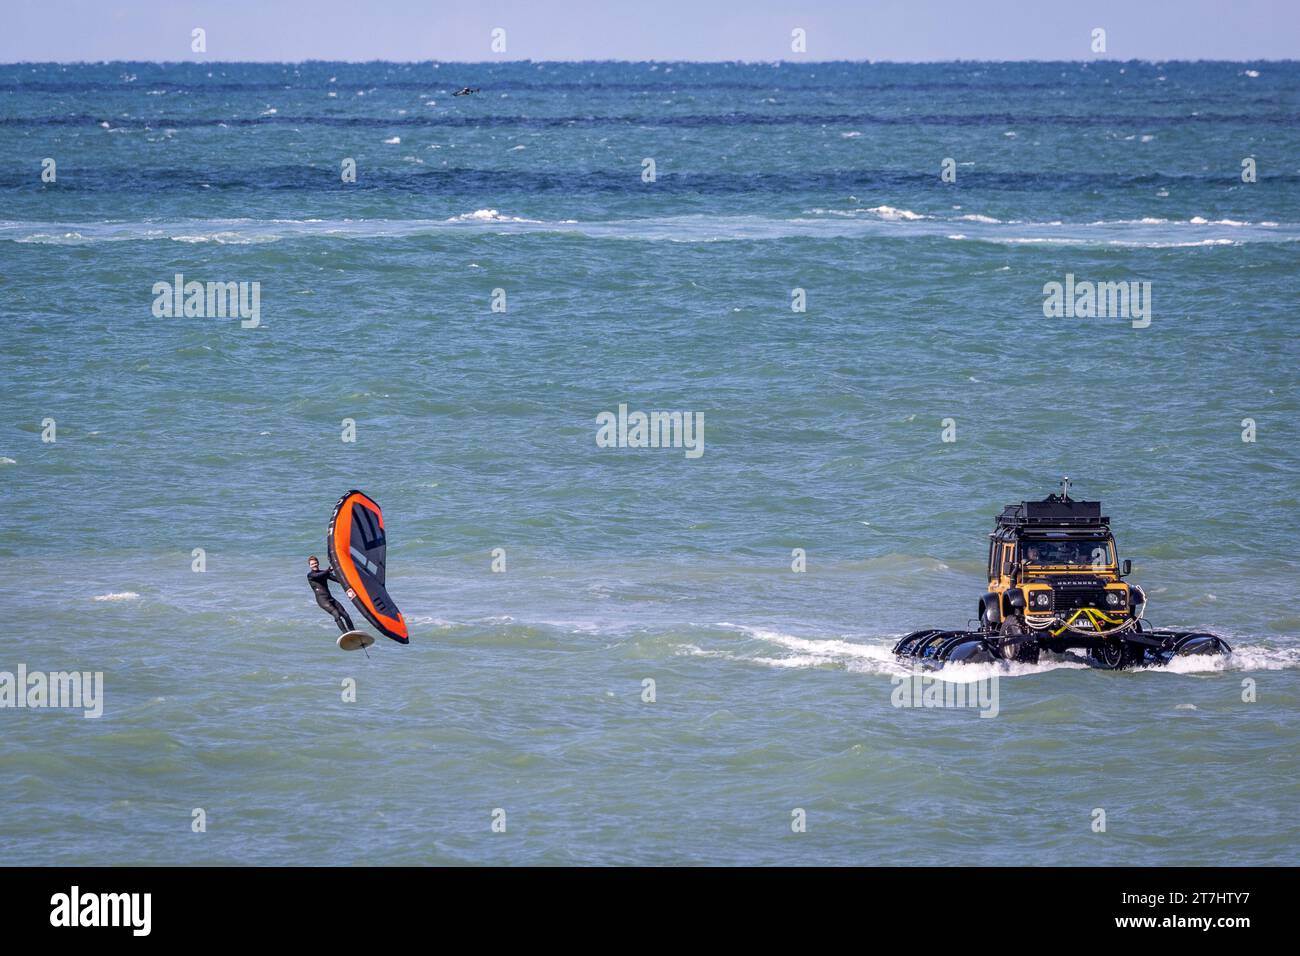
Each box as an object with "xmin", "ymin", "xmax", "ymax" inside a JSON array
[
  {"xmin": 998, "ymin": 617, "xmax": 1040, "ymax": 664},
  {"xmin": 1089, "ymin": 639, "xmax": 1139, "ymax": 670},
  {"xmin": 980, "ymin": 601, "xmax": 999, "ymax": 632}
]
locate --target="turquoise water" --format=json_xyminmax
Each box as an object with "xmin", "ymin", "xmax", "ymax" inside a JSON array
[{"xmin": 1, "ymin": 61, "xmax": 1298, "ymax": 865}]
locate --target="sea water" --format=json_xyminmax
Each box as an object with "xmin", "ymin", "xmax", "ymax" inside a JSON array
[{"xmin": 1, "ymin": 61, "xmax": 1297, "ymax": 864}]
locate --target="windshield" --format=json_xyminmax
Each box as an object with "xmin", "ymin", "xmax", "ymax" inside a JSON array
[{"xmin": 1021, "ymin": 538, "xmax": 1113, "ymax": 568}]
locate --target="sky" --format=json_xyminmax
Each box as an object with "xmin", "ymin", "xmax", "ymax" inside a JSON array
[{"xmin": 4, "ymin": 0, "xmax": 1298, "ymax": 62}]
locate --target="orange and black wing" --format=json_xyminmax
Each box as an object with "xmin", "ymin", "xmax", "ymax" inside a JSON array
[{"xmin": 326, "ymin": 490, "xmax": 408, "ymax": 644}]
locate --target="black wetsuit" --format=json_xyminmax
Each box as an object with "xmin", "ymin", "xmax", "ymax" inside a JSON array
[{"xmin": 308, "ymin": 567, "xmax": 355, "ymax": 633}]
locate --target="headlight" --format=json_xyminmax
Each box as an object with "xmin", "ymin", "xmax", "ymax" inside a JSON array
[
  {"xmin": 1106, "ymin": 591, "xmax": 1121, "ymax": 607},
  {"xmin": 1031, "ymin": 591, "xmax": 1051, "ymax": 609}
]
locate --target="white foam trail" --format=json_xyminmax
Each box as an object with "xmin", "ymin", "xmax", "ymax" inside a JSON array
[
  {"xmin": 703, "ymin": 623, "xmax": 1296, "ymax": 679},
  {"xmin": 1154, "ymin": 645, "xmax": 1300, "ymax": 674},
  {"xmin": 713, "ymin": 623, "xmax": 1028, "ymax": 679},
  {"xmin": 728, "ymin": 624, "xmax": 891, "ymax": 661},
  {"xmin": 93, "ymin": 591, "xmax": 139, "ymax": 601}
]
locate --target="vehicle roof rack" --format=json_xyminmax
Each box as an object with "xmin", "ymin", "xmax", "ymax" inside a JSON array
[{"xmin": 997, "ymin": 493, "xmax": 1108, "ymax": 529}]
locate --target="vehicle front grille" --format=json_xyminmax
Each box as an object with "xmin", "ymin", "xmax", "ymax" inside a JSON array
[{"xmin": 1053, "ymin": 588, "xmax": 1109, "ymax": 611}]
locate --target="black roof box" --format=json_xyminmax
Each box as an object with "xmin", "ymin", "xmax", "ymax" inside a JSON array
[{"xmin": 998, "ymin": 493, "xmax": 1107, "ymax": 528}]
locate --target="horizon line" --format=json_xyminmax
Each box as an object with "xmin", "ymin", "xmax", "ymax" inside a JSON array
[{"xmin": 3, "ymin": 57, "xmax": 1297, "ymax": 67}]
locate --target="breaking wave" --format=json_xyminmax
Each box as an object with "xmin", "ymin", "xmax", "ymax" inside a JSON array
[{"xmin": 2, "ymin": 213, "xmax": 1296, "ymax": 247}]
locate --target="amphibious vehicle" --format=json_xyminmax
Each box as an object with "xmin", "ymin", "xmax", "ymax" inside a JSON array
[{"xmin": 893, "ymin": 479, "xmax": 1232, "ymax": 669}]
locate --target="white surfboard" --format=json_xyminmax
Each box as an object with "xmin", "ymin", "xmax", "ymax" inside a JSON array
[{"xmin": 337, "ymin": 630, "xmax": 376, "ymax": 651}]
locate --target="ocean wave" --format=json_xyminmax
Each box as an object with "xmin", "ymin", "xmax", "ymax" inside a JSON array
[
  {"xmin": 444, "ymin": 208, "xmax": 544, "ymax": 224},
  {"xmin": 864, "ymin": 204, "xmax": 928, "ymax": 221},
  {"xmin": 971, "ymin": 236, "xmax": 1240, "ymax": 248},
  {"xmin": 1084, "ymin": 216, "xmax": 1270, "ymax": 227},
  {"xmin": 92, "ymin": 591, "xmax": 140, "ymax": 602},
  {"xmin": 2, "ymin": 214, "xmax": 1296, "ymax": 247},
  {"xmin": 10, "ymin": 110, "xmax": 1300, "ymax": 130}
]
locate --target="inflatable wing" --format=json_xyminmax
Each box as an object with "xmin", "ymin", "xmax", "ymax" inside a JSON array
[{"xmin": 327, "ymin": 490, "xmax": 408, "ymax": 644}]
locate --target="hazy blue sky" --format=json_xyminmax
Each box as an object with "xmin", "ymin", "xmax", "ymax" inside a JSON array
[{"xmin": 6, "ymin": 0, "xmax": 1298, "ymax": 62}]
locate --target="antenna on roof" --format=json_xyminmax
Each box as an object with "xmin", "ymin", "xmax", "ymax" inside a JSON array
[{"xmin": 1060, "ymin": 475, "xmax": 1072, "ymax": 500}]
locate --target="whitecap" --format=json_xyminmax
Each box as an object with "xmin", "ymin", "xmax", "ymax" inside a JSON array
[
  {"xmin": 866, "ymin": 205, "xmax": 926, "ymax": 221},
  {"xmin": 445, "ymin": 208, "xmax": 541, "ymax": 224}
]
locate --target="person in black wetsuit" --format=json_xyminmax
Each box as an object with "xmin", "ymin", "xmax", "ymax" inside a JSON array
[{"xmin": 308, "ymin": 555, "xmax": 356, "ymax": 633}]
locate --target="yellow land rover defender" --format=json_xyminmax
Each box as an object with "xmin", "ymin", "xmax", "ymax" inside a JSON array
[{"xmin": 894, "ymin": 479, "xmax": 1231, "ymax": 669}]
